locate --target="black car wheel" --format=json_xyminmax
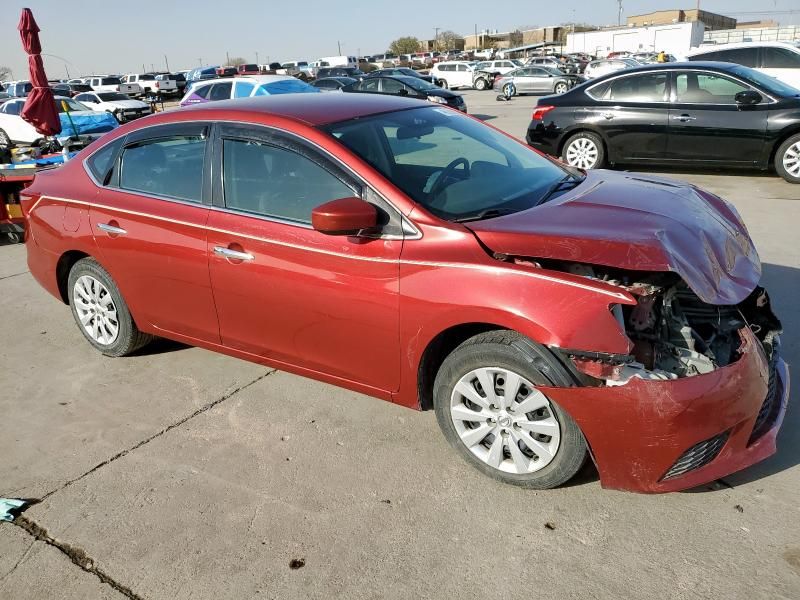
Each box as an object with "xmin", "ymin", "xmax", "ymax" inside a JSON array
[
  {"xmin": 474, "ymin": 78, "xmax": 488, "ymax": 91},
  {"xmin": 0, "ymin": 128, "xmax": 12, "ymax": 148},
  {"xmin": 554, "ymin": 82, "xmax": 569, "ymax": 94},
  {"xmin": 434, "ymin": 330, "xmax": 587, "ymax": 489},
  {"xmin": 502, "ymin": 83, "xmax": 516, "ymax": 97},
  {"xmin": 439, "ymin": 79, "xmax": 449, "ymax": 89},
  {"xmin": 562, "ymin": 131, "xmax": 605, "ymax": 170},
  {"xmin": 775, "ymin": 134, "xmax": 800, "ymax": 184}
]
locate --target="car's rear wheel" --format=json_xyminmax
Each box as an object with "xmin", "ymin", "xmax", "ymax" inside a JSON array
[
  {"xmin": 502, "ymin": 83, "xmax": 516, "ymax": 97},
  {"xmin": 554, "ymin": 82, "xmax": 569, "ymax": 94},
  {"xmin": 67, "ymin": 258, "xmax": 153, "ymax": 357},
  {"xmin": 433, "ymin": 331, "xmax": 587, "ymax": 489},
  {"xmin": 439, "ymin": 79, "xmax": 449, "ymax": 89},
  {"xmin": 562, "ymin": 131, "xmax": 605, "ymax": 170},
  {"xmin": 775, "ymin": 134, "xmax": 800, "ymax": 184},
  {"xmin": 474, "ymin": 78, "xmax": 488, "ymax": 91}
]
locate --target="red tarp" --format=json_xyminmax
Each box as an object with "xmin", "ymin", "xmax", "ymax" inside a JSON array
[{"xmin": 18, "ymin": 8, "xmax": 61, "ymax": 136}]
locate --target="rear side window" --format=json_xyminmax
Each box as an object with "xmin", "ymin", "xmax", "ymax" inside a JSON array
[
  {"xmin": 712, "ymin": 47, "xmax": 758, "ymax": 68},
  {"xmin": 209, "ymin": 82, "xmax": 232, "ymax": 101},
  {"xmin": 761, "ymin": 47, "xmax": 800, "ymax": 69},
  {"xmin": 87, "ymin": 138, "xmax": 124, "ymax": 184},
  {"xmin": 600, "ymin": 73, "xmax": 668, "ymax": 102},
  {"xmin": 119, "ymin": 136, "xmax": 206, "ymax": 202},
  {"xmin": 193, "ymin": 84, "xmax": 212, "ymax": 99},
  {"xmin": 222, "ymin": 138, "xmax": 353, "ymax": 223}
]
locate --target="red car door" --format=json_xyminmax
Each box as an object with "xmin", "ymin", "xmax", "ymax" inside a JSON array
[
  {"xmin": 88, "ymin": 122, "xmax": 221, "ymax": 344},
  {"xmin": 206, "ymin": 124, "xmax": 402, "ymax": 392}
]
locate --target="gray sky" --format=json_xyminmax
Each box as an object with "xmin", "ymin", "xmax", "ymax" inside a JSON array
[{"xmin": 2, "ymin": 0, "xmax": 798, "ymax": 79}]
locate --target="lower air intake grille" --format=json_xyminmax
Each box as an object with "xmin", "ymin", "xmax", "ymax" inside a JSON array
[{"xmin": 661, "ymin": 431, "xmax": 730, "ymax": 481}]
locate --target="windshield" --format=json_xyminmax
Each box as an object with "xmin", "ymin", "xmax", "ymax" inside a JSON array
[
  {"xmin": 732, "ymin": 65, "xmax": 800, "ymax": 97},
  {"xmin": 322, "ymin": 107, "xmax": 572, "ymax": 222},
  {"xmin": 97, "ymin": 92, "xmax": 130, "ymax": 101},
  {"xmin": 402, "ymin": 77, "xmax": 437, "ymax": 91}
]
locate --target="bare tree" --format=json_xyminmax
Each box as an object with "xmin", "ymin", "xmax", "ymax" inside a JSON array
[
  {"xmin": 436, "ymin": 30, "xmax": 462, "ymax": 51},
  {"xmin": 389, "ymin": 37, "xmax": 422, "ymax": 55},
  {"xmin": 0, "ymin": 66, "xmax": 12, "ymax": 81},
  {"xmin": 226, "ymin": 57, "xmax": 249, "ymax": 66}
]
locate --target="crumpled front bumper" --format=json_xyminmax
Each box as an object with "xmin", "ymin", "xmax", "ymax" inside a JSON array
[{"xmin": 541, "ymin": 328, "xmax": 790, "ymax": 493}]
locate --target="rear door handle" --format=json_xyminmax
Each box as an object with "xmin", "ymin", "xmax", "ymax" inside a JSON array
[
  {"xmin": 671, "ymin": 114, "xmax": 696, "ymax": 122},
  {"xmin": 97, "ymin": 223, "xmax": 127, "ymax": 235},
  {"xmin": 213, "ymin": 246, "xmax": 254, "ymax": 261}
]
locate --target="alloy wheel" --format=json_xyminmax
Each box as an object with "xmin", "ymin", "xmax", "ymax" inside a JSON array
[
  {"xmin": 565, "ymin": 137, "xmax": 599, "ymax": 169},
  {"xmin": 449, "ymin": 367, "xmax": 561, "ymax": 474},
  {"xmin": 73, "ymin": 275, "xmax": 120, "ymax": 345},
  {"xmin": 0, "ymin": 129, "xmax": 10, "ymax": 147},
  {"xmin": 555, "ymin": 83, "xmax": 568, "ymax": 94},
  {"xmin": 783, "ymin": 141, "xmax": 800, "ymax": 179}
]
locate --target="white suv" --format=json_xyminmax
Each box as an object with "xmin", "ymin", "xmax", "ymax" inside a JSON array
[
  {"xmin": 430, "ymin": 62, "xmax": 475, "ymax": 89},
  {"xmin": 686, "ymin": 42, "xmax": 800, "ymax": 90}
]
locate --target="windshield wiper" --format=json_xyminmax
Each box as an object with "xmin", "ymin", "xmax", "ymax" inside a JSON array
[
  {"xmin": 536, "ymin": 174, "xmax": 584, "ymax": 206},
  {"xmin": 453, "ymin": 208, "xmax": 517, "ymax": 223}
]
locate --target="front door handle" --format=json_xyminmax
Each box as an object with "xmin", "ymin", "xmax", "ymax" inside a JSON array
[
  {"xmin": 97, "ymin": 222, "xmax": 127, "ymax": 235},
  {"xmin": 600, "ymin": 112, "xmax": 615, "ymax": 120},
  {"xmin": 671, "ymin": 114, "xmax": 696, "ymax": 122},
  {"xmin": 213, "ymin": 246, "xmax": 254, "ymax": 262}
]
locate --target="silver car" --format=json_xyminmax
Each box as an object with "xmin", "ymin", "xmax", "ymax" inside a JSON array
[{"xmin": 494, "ymin": 67, "xmax": 578, "ymax": 96}]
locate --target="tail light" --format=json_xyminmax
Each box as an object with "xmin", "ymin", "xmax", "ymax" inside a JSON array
[
  {"xmin": 155, "ymin": 81, "xmax": 160, "ymax": 89},
  {"xmin": 532, "ymin": 105, "xmax": 555, "ymax": 121}
]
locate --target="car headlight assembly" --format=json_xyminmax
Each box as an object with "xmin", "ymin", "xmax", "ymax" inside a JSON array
[{"xmin": 427, "ymin": 95, "xmax": 447, "ymax": 104}]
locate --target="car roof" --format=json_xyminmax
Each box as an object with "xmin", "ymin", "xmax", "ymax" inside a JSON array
[
  {"xmin": 687, "ymin": 41, "xmax": 800, "ymax": 55},
  {"xmin": 194, "ymin": 75, "xmax": 295, "ymax": 86},
  {"xmin": 180, "ymin": 93, "xmax": 430, "ymax": 126}
]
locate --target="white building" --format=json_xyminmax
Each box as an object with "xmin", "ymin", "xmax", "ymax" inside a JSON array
[{"xmin": 566, "ymin": 22, "xmax": 705, "ymax": 57}]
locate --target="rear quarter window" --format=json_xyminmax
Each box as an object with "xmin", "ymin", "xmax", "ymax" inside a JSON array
[{"xmin": 86, "ymin": 138, "xmax": 124, "ymax": 184}]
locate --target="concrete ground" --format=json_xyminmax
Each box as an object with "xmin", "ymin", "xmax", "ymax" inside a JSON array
[{"xmin": 1, "ymin": 90, "xmax": 799, "ymax": 600}]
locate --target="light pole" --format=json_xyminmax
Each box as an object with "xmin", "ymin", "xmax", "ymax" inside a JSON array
[
  {"xmin": 164, "ymin": 54, "xmax": 170, "ymax": 72},
  {"xmin": 434, "ymin": 27, "xmax": 440, "ymax": 51},
  {"xmin": 255, "ymin": 51, "xmax": 259, "ymax": 65},
  {"xmin": 198, "ymin": 58, "xmax": 202, "ymax": 66},
  {"xmin": 337, "ymin": 41, "xmax": 342, "ymax": 55}
]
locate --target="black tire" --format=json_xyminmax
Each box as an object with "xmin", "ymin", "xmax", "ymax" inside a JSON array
[
  {"xmin": 433, "ymin": 330, "xmax": 587, "ymax": 489},
  {"xmin": 0, "ymin": 128, "xmax": 13, "ymax": 148},
  {"xmin": 775, "ymin": 133, "xmax": 800, "ymax": 184},
  {"xmin": 439, "ymin": 79, "xmax": 449, "ymax": 90},
  {"xmin": 502, "ymin": 83, "xmax": 516, "ymax": 97},
  {"xmin": 6, "ymin": 231, "xmax": 22, "ymax": 244},
  {"xmin": 561, "ymin": 131, "xmax": 606, "ymax": 170},
  {"xmin": 474, "ymin": 78, "xmax": 488, "ymax": 91},
  {"xmin": 67, "ymin": 257, "xmax": 153, "ymax": 357}
]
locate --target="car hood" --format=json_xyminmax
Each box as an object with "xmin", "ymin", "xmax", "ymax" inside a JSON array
[{"xmin": 465, "ymin": 170, "xmax": 760, "ymax": 305}]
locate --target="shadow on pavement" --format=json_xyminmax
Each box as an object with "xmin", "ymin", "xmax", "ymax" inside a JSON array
[
  {"xmin": 471, "ymin": 114, "xmax": 497, "ymax": 122},
  {"xmin": 131, "ymin": 337, "xmax": 190, "ymax": 356}
]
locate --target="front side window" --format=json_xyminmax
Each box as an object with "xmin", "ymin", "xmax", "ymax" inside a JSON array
[
  {"xmin": 361, "ymin": 79, "xmax": 381, "ymax": 92},
  {"xmin": 675, "ymin": 72, "xmax": 749, "ymax": 103},
  {"xmin": 119, "ymin": 136, "xmax": 206, "ymax": 201},
  {"xmin": 381, "ymin": 78, "xmax": 405, "ymax": 93},
  {"xmin": 258, "ymin": 80, "xmax": 317, "ymax": 95},
  {"xmin": 323, "ymin": 106, "xmax": 569, "ymax": 222},
  {"xmin": 234, "ymin": 81, "xmax": 255, "ymax": 98},
  {"xmin": 222, "ymin": 138, "xmax": 353, "ymax": 224},
  {"xmin": 761, "ymin": 47, "xmax": 800, "ymax": 69},
  {"xmin": 209, "ymin": 82, "xmax": 233, "ymax": 101}
]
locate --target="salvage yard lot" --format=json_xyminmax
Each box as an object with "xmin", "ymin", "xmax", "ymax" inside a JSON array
[{"xmin": 1, "ymin": 91, "xmax": 799, "ymax": 599}]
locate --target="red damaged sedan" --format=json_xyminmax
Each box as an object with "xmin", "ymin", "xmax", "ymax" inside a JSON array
[{"xmin": 21, "ymin": 94, "xmax": 789, "ymax": 493}]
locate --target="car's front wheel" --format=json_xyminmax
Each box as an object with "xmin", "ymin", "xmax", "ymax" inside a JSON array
[
  {"xmin": 474, "ymin": 78, "xmax": 488, "ymax": 91},
  {"xmin": 67, "ymin": 258, "xmax": 153, "ymax": 357},
  {"xmin": 0, "ymin": 128, "xmax": 13, "ymax": 148},
  {"xmin": 775, "ymin": 133, "xmax": 800, "ymax": 183},
  {"xmin": 562, "ymin": 131, "xmax": 605, "ymax": 170},
  {"xmin": 433, "ymin": 331, "xmax": 587, "ymax": 489},
  {"xmin": 554, "ymin": 82, "xmax": 569, "ymax": 94}
]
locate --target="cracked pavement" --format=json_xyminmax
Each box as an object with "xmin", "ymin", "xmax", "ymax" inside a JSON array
[{"xmin": 1, "ymin": 91, "xmax": 799, "ymax": 599}]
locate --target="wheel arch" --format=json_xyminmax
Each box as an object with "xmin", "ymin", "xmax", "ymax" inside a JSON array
[
  {"xmin": 56, "ymin": 250, "xmax": 90, "ymax": 304},
  {"xmin": 557, "ymin": 126, "xmax": 610, "ymax": 160},
  {"xmin": 768, "ymin": 125, "xmax": 800, "ymax": 167}
]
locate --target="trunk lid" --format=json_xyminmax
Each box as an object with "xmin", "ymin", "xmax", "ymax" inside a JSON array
[{"xmin": 465, "ymin": 170, "xmax": 760, "ymax": 305}]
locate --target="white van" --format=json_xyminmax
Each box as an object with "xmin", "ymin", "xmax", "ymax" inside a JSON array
[
  {"xmin": 431, "ymin": 61, "xmax": 476, "ymax": 89},
  {"xmin": 316, "ymin": 55, "xmax": 358, "ymax": 69},
  {"xmin": 686, "ymin": 42, "xmax": 800, "ymax": 90}
]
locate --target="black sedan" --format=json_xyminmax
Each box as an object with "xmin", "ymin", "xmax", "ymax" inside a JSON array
[
  {"xmin": 343, "ymin": 75, "xmax": 466, "ymax": 112},
  {"xmin": 311, "ymin": 77, "xmax": 357, "ymax": 92},
  {"xmin": 364, "ymin": 68, "xmax": 435, "ymax": 84},
  {"xmin": 526, "ymin": 62, "xmax": 800, "ymax": 183}
]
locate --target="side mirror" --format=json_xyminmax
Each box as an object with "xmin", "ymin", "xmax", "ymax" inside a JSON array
[
  {"xmin": 735, "ymin": 90, "xmax": 762, "ymax": 107},
  {"xmin": 312, "ymin": 197, "xmax": 378, "ymax": 236}
]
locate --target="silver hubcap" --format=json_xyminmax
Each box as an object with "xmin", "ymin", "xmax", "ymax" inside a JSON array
[
  {"xmin": 73, "ymin": 275, "xmax": 119, "ymax": 345},
  {"xmin": 449, "ymin": 367, "xmax": 561, "ymax": 474},
  {"xmin": 566, "ymin": 137, "xmax": 599, "ymax": 169},
  {"xmin": 555, "ymin": 84, "xmax": 567, "ymax": 94},
  {"xmin": 783, "ymin": 142, "xmax": 800, "ymax": 178}
]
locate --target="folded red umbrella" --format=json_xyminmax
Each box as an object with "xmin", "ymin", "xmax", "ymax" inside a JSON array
[{"xmin": 18, "ymin": 8, "xmax": 60, "ymax": 136}]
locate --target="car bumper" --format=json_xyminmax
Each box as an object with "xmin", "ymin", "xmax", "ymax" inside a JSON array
[{"xmin": 542, "ymin": 328, "xmax": 789, "ymax": 493}]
